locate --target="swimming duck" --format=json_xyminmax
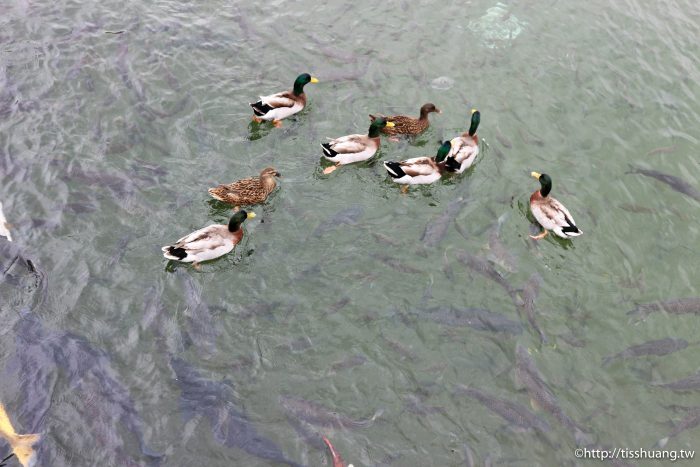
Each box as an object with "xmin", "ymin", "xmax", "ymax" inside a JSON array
[
  {"xmin": 320, "ymin": 118, "xmax": 394, "ymax": 174},
  {"xmin": 529, "ymin": 172, "xmax": 582, "ymax": 240},
  {"xmin": 250, "ymin": 73, "xmax": 318, "ymax": 127},
  {"xmin": 445, "ymin": 109, "xmax": 481, "ymax": 173},
  {"xmin": 383, "ymin": 141, "xmax": 452, "ymax": 190},
  {"xmin": 208, "ymin": 167, "xmax": 280, "ymax": 207},
  {"xmin": 369, "ymin": 103, "xmax": 440, "ymax": 137},
  {"xmin": 161, "ymin": 211, "xmax": 256, "ymax": 268}
]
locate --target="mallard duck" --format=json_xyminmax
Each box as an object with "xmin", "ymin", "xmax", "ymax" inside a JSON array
[
  {"xmin": 529, "ymin": 172, "xmax": 582, "ymax": 240},
  {"xmin": 445, "ymin": 109, "xmax": 481, "ymax": 173},
  {"xmin": 383, "ymin": 141, "xmax": 452, "ymax": 190},
  {"xmin": 161, "ymin": 211, "xmax": 256, "ymax": 268},
  {"xmin": 250, "ymin": 73, "xmax": 318, "ymax": 127},
  {"xmin": 320, "ymin": 117, "xmax": 395, "ymax": 174},
  {"xmin": 208, "ymin": 167, "xmax": 280, "ymax": 207},
  {"xmin": 369, "ymin": 103, "xmax": 440, "ymax": 137}
]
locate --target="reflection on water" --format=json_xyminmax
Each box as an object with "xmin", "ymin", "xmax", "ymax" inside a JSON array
[{"xmin": 1, "ymin": 0, "xmax": 700, "ymax": 465}]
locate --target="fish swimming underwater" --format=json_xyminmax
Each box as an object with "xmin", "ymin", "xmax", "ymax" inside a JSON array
[
  {"xmin": 322, "ymin": 436, "xmax": 352, "ymax": 467},
  {"xmin": 279, "ymin": 395, "xmax": 382, "ymax": 430},
  {"xmin": 2, "ymin": 314, "xmax": 161, "ymax": 466},
  {"xmin": 170, "ymin": 357, "xmax": 303, "ymax": 467},
  {"xmin": 0, "ymin": 404, "xmax": 40, "ymax": 467}
]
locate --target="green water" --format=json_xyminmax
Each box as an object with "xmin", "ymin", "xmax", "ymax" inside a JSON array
[{"xmin": 1, "ymin": 0, "xmax": 699, "ymax": 465}]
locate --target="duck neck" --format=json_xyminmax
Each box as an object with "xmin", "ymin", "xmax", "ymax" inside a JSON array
[
  {"xmin": 262, "ymin": 175, "xmax": 277, "ymax": 193},
  {"xmin": 228, "ymin": 218, "xmax": 243, "ymax": 232},
  {"xmin": 368, "ymin": 126, "xmax": 381, "ymax": 138},
  {"xmin": 540, "ymin": 181, "xmax": 551, "ymax": 197},
  {"xmin": 293, "ymin": 82, "xmax": 305, "ymax": 96}
]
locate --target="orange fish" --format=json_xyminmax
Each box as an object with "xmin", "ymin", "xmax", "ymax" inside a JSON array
[
  {"xmin": 0, "ymin": 403, "xmax": 40, "ymax": 467},
  {"xmin": 322, "ymin": 435, "xmax": 352, "ymax": 467}
]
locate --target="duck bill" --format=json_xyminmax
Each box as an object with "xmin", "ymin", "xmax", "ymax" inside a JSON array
[
  {"xmin": 385, "ymin": 122, "xmax": 396, "ymax": 128},
  {"xmin": 247, "ymin": 212, "xmax": 257, "ymax": 219},
  {"xmin": 310, "ymin": 77, "xmax": 319, "ymax": 83},
  {"xmin": 530, "ymin": 171, "xmax": 542, "ymax": 179}
]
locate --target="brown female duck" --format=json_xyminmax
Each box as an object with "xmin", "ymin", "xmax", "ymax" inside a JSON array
[
  {"xmin": 208, "ymin": 167, "xmax": 280, "ymax": 206},
  {"xmin": 369, "ymin": 103, "xmax": 440, "ymax": 137}
]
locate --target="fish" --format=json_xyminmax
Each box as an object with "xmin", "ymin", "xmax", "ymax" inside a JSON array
[
  {"xmin": 277, "ymin": 337, "xmax": 313, "ymax": 353},
  {"xmin": 657, "ymin": 407, "xmax": 700, "ymax": 448},
  {"xmin": 627, "ymin": 165, "xmax": 700, "ymax": 202},
  {"xmin": 376, "ymin": 254, "xmax": 421, "ymax": 274},
  {"xmin": 170, "ymin": 358, "xmax": 303, "ymax": 466},
  {"xmin": 115, "ymin": 42, "xmax": 146, "ymax": 101},
  {"xmin": 645, "ymin": 145, "xmax": 676, "ymax": 156},
  {"xmin": 653, "ymin": 372, "xmax": 700, "ymax": 392},
  {"xmin": 495, "ymin": 127, "xmax": 513, "ymax": 149},
  {"xmin": 442, "ymin": 251, "xmax": 454, "ymax": 280},
  {"xmin": 515, "ymin": 345, "xmax": 590, "ymax": 445},
  {"xmin": 618, "ymin": 203, "xmax": 655, "ymax": 214},
  {"xmin": 381, "ymin": 334, "xmax": 419, "ymax": 361},
  {"xmin": 454, "ymin": 385, "xmax": 551, "ymax": 434},
  {"xmin": 0, "ymin": 403, "xmax": 40, "ymax": 467},
  {"xmin": 285, "ymin": 415, "xmax": 326, "ymax": 451},
  {"xmin": 602, "ymin": 338, "xmax": 689, "ymax": 366},
  {"xmin": 327, "ymin": 297, "xmax": 350, "ymax": 314},
  {"xmin": 402, "ymin": 394, "xmax": 448, "ymax": 418},
  {"xmin": 455, "ymin": 251, "xmax": 518, "ymax": 298},
  {"xmin": 463, "ymin": 442, "xmax": 476, "ymax": 467},
  {"xmin": 514, "ymin": 273, "xmax": 547, "ymax": 344},
  {"xmin": 0, "ymin": 202, "xmax": 12, "ymax": 242},
  {"xmin": 627, "ymin": 298, "xmax": 700, "ymax": 319},
  {"xmin": 425, "ymin": 306, "xmax": 523, "ymax": 335},
  {"xmin": 330, "ymin": 355, "xmax": 367, "ymax": 372},
  {"xmin": 177, "ymin": 270, "xmax": 217, "ymax": 358},
  {"xmin": 3, "ymin": 314, "xmax": 161, "ymax": 465},
  {"xmin": 420, "ymin": 197, "xmax": 467, "ymax": 247},
  {"xmin": 322, "ymin": 436, "xmax": 349, "ymax": 467},
  {"xmin": 279, "ymin": 395, "xmax": 382, "ymax": 430},
  {"xmin": 518, "ymin": 128, "xmax": 545, "ymax": 147},
  {"xmin": 59, "ymin": 162, "xmax": 135, "ymax": 199},
  {"xmin": 312, "ymin": 205, "xmax": 364, "ymax": 237},
  {"xmin": 487, "ymin": 214, "xmax": 517, "ymax": 273}
]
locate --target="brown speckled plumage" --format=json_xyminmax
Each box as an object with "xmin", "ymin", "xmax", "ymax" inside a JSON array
[
  {"xmin": 369, "ymin": 103, "xmax": 440, "ymax": 136},
  {"xmin": 208, "ymin": 167, "xmax": 280, "ymax": 206}
]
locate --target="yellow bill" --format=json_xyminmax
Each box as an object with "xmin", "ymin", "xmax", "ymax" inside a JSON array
[
  {"xmin": 385, "ymin": 121, "xmax": 396, "ymax": 128},
  {"xmin": 531, "ymin": 171, "xmax": 542, "ymax": 179},
  {"xmin": 310, "ymin": 77, "xmax": 319, "ymax": 83},
  {"xmin": 247, "ymin": 212, "xmax": 257, "ymax": 219}
]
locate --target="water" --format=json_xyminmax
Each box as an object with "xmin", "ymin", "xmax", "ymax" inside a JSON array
[{"xmin": 1, "ymin": 0, "xmax": 699, "ymax": 465}]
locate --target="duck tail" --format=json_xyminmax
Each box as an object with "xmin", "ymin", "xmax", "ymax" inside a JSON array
[
  {"xmin": 383, "ymin": 161, "xmax": 405, "ymax": 179},
  {"xmin": 321, "ymin": 143, "xmax": 338, "ymax": 158},
  {"xmin": 162, "ymin": 246, "xmax": 187, "ymax": 260},
  {"xmin": 250, "ymin": 101, "xmax": 271, "ymax": 116}
]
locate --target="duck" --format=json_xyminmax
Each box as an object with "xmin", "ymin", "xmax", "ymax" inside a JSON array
[
  {"xmin": 208, "ymin": 167, "xmax": 280, "ymax": 207},
  {"xmin": 529, "ymin": 172, "xmax": 582, "ymax": 240},
  {"xmin": 161, "ymin": 210, "xmax": 256, "ymax": 268},
  {"xmin": 320, "ymin": 117, "xmax": 394, "ymax": 174},
  {"xmin": 383, "ymin": 141, "xmax": 452, "ymax": 191},
  {"xmin": 250, "ymin": 73, "xmax": 318, "ymax": 127},
  {"xmin": 445, "ymin": 109, "xmax": 481, "ymax": 173},
  {"xmin": 369, "ymin": 103, "xmax": 440, "ymax": 138}
]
